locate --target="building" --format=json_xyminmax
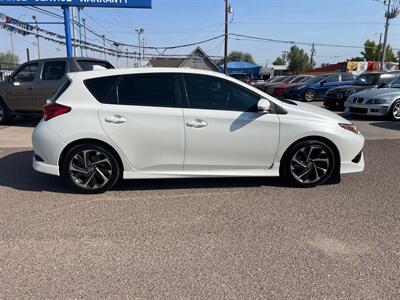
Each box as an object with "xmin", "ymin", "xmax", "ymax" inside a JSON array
[{"xmin": 147, "ymin": 47, "xmax": 220, "ymax": 72}]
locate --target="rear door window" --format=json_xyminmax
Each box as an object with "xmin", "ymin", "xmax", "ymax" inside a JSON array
[
  {"xmin": 117, "ymin": 74, "xmax": 177, "ymax": 107},
  {"xmin": 42, "ymin": 61, "xmax": 66, "ymax": 80}
]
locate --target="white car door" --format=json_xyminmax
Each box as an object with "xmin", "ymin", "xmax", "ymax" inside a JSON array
[
  {"xmin": 182, "ymin": 74, "xmax": 280, "ymax": 170},
  {"xmin": 96, "ymin": 73, "xmax": 185, "ymax": 171}
]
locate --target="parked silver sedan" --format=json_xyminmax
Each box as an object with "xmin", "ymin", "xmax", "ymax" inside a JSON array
[{"xmin": 345, "ymin": 78, "xmax": 400, "ymax": 120}]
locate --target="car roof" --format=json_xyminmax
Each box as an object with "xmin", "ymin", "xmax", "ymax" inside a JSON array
[
  {"xmin": 22, "ymin": 57, "xmax": 110, "ymax": 64},
  {"xmin": 69, "ymin": 67, "xmax": 234, "ymax": 81}
]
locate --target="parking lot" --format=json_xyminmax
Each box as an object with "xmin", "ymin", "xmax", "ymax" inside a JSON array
[{"xmin": 0, "ymin": 106, "xmax": 399, "ymax": 298}]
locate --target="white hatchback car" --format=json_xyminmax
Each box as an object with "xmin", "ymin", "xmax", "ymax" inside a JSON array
[{"xmin": 32, "ymin": 68, "xmax": 365, "ymax": 193}]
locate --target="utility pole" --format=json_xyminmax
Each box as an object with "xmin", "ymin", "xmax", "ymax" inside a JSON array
[
  {"xmin": 9, "ymin": 32, "xmax": 15, "ymax": 63},
  {"xmin": 71, "ymin": 8, "xmax": 76, "ymax": 56},
  {"xmin": 378, "ymin": 32, "xmax": 382, "ymax": 62},
  {"xmin": 135, "ymin": 28, "xmax": 144, "ymax": 67},
  {"xmin": 32, "ymin": 15, "xmax": 40, "ymax": 59},
  {"xmin": 114, "ymin": 42, "xmax": 120, "ymax": 68},
  {"xmin": 82, "ymin": 18, "xmax": 88, "ymax": 56},
  {"xmin": 126, "ymin": 48, "xmax": 129, "ymax": 67},
  {"xmin": 77, "ymin": 7, "xmax": 83, "ymax": 56},
  {"xmin": 381, "ymin": 0, "xmax": 392, "ymax": 70},
  {"xmin": 102, "ymin": 35, "xmax": 106, "ymax": 60},
  {"xmin": 224, "ymin": 0, "xmax": 229, "ymax": 74},
  {"xmin": 26, "ymin": 48, "xmax": 30, "ymax": 62},
  {"xmin": 310, "ymin": 43, "xmax": 316, "ymax": 70}
]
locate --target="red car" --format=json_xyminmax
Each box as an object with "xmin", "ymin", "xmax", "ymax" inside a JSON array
[{"xmin": 271, "ymin": 75, "xmax": 313, "ymax": 97}]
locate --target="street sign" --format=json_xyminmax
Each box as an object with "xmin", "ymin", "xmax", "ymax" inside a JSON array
[{"xmin": 0, "ymin": 0, "xmax": 151, "ymax": 8}]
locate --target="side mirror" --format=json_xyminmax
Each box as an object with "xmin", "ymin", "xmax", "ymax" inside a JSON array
[
  {"xmin": 320, "ymin": 80, "xmax": 326, "ymax": 86},
  {"xmin": 257, "ymin": 99, "xmax": 271, "ymax": 113},
  {"xmin": 378, "ymin": 82, "xmax": 388, "ymax": 89}
]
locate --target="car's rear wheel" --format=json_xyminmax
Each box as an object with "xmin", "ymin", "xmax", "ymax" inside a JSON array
[
  {"xmin": 304, "ymin": 89, "xmax": 316, "ymax": 102},
  {"xmin": 389, "ymin": 99, "xmax": 400, "ymax": 121},
  {"xmin": 61, "ymin": 144, "xmax": 120, "ymax": 193},
  {"xmin": 0, "ymin": 100, "xmax": 11, "ymax": 125},
  {"xmin": 281, "ymin": 140, "xmax": 335, "ymax": 187}
]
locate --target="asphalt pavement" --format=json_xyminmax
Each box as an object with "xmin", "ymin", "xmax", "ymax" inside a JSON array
[{"xmin": 0, "ymin": 111, "xmax": 399, "ymax": 298}]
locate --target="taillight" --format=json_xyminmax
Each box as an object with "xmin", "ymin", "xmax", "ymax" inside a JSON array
[{"xmin": 43, "ymin": 103, "xmax": 71, "ymax": 121}]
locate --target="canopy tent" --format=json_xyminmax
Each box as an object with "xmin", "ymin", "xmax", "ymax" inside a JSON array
[{"xmin": 219, "ymin": 61, "xmax": 261, "ymax": 76}]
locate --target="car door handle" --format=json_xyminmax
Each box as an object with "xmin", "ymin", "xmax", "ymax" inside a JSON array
[
  {"xmin": 105, "ymin": 115, "xmax": 127, "ymax": 124},
  {"xmin": 186, "ymin": 119, "xmax": 207, "ymax": 128}
]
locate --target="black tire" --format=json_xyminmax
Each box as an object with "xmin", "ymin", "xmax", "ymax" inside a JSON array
[
  {"xmin": 281, "ymin": 140, "xmax": 336, "ymax": 187},
  {"xmin": 304, "ymin": 89, "xmax": 316, "ymax": 102},
  {"xmin": 389, "ymin": 99, "xmax": 400, "ymax": 121},
  {"xmin": 61, "ymin": 143, "xmax": 120, "ymax": 194},
  {"xmin": 0, "ymin": 99, "xmax": 11, "ymax": 125}
]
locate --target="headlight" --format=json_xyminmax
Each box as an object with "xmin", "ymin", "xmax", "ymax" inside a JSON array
[
  {"xmin": 366, "ymin": 98, "xmax": 388, "ymax": 104},
  {"xmin": 345, "ymin": 89, "xmax": 357, "ymax": 96},
  {"xmin": 339, "ymin": 123, "xmax": 360, "ymax": 135}
]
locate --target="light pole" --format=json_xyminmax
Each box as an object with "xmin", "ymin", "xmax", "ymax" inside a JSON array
[
  {"xmin": 82, "ymin": 18, "xmax": 88, "ymax": 56},
  {"xmin": 135, "ymin": 28, "xmax": 144, "ymax": 67},
  {"xmin": 380, "ymin": 0, "xmax": 399, "ymax": 70}
]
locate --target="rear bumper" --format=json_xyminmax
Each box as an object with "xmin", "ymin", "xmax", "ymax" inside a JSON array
[{"xmin": 33, "ymin": 157, "xmax": 59, "ymax": 176}]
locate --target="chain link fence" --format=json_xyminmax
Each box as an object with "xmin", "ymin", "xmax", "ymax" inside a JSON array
[{"xmin": 0, "ymin": 62, "xmax": 19, "ymax": 81}]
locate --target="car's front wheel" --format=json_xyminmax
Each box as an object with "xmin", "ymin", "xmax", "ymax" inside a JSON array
[
  {"xmin": 389, "ymin": 99, "xmax": 400, "ymax": 121},
  {"xmin": 0, "ymin": 100, "xmax": 11, "ymax": 125},
  {"xmin": 61, "ymin": 144, "xmax": 120, "ymax": 193},
  {"xmin": 304, "ymin": 89, "xmax": 316, "ymax": 102},
  {"xmin": 281, "ymin": 140, "xmax": 336, "ymax": 187}
]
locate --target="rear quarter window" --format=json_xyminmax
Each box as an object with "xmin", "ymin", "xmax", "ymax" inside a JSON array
[{"xmin": 84, "ymin": 76, "xmax": 119, "ymax": 104}]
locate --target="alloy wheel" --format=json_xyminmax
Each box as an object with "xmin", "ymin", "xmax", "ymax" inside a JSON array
[
  {"xmin": 393, "ymin": 101, "xmax": 400, "ymax": 120},
  {"xmin": 304, "ymin": 90, "xmax": 315, "ymax": 102},
  {"xmin": 69, "ymin": 149, "xmax": 112, "ymax": 190},
  {"xmin": 290, "ymin": 145, "xmax": 330, "ymax": 184}
]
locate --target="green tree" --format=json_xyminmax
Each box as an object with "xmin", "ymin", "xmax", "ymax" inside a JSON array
[
  {"xmin": 216, "ymin": 51, "xmax": 255, "ymax": 66},
  {"xmin": 357, "ymin": 39, "xmax": 395, "ymax": 62},
  {"xmin": 273, "ymin": 56, "xmax": 286, "ymax": 65},
  {"xmin": 287, "ymin": 45, "xmax": 311, "ymax": 73},
  {"xmin": 0, "ymin": 51, "xmax": 19, "ymax": 64}
]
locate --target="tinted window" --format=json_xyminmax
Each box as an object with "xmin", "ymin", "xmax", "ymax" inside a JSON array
[
  {"xmin": 353, "ymin": 74, "xmax": 381, "ymax": 85},
  {"xmin": 184, "ymin": 74, "xmax": 260, "ymax": 112},
  {"xmin": 13, "ymin": 63, "xmax": 38, "ymax": 82},
  {"xmin": 390, "ymin": 76, "xmax": 400, "ymax": 88},
  {"xmin": 78, "ymin": 60, "xmax": 114, "ymax": 71},
  {"xmin": 42, "ymin": 61, "xmax": 66, "ymax": 80},
  {"xmin": 117, "ymin": 74, "xmax": 176, "ymax": 107},
  {"xmin": 84, "ymin": 76, "xmax": 119, "ymax": 104},
  {"xmin": 325, "ymin": 74, "xmax": 340, "ymax": 83}
]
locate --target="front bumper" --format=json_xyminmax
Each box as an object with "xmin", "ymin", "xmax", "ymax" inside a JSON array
[
  {"xmin": 340, "ymin": 151, "xmax": 365, "ymax": 174},
  {"xmin": 344, "ymin": 102, "xmax": 390, "ymax": 116},
  {"xmin": 324, "ymin": 92, "xmax": 347, "ymax": 109},
  {"xmin": 33, "ymin": 156, "xmax": 60, "ymax": 176}
]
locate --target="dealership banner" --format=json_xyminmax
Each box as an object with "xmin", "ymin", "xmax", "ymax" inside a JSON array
[{"xmin": 0, "ymin": 0, "xmax": 151, "ymax": 8}]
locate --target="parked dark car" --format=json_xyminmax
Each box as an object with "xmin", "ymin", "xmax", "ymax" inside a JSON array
[
  {"xmin": 324, "ymin": 71, "xmax": 400, "ymax": 110},
  {"xmin": 0, "ymin": 57, "xmax": 114, "ymax": 124},
  {"xmin": 261, "ymin": 75, "xmax": 288, "ymax": 92},
  {"xmin": 283, "ymin": 73, "xmax": 356, "ymax": 102},
  {"xmin": 230, "ymin": 73, "xmax": 251, "ymax": 84}
]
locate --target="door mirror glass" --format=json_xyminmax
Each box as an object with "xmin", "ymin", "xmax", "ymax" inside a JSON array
[{"xmin": 257, "ymin": 99, "xmax": 271, "ymax": 113}]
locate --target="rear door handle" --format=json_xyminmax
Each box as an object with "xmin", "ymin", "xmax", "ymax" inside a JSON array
[
  {"xmin": 186, "ymin": 119, "xmax": 207, "ymax": 128},
  {"xmin": 105, "ymin": 115, "xmax": 127, "ymax": 124}
]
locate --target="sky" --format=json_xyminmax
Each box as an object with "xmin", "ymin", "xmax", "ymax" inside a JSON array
[{"xmin": 1, "ymin": 0, "xmax": 400, "ymax": 67}]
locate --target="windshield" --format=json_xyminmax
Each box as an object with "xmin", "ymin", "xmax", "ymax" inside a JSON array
[
  {"xmin": 282, "ymin": 76, "xmax": 297, "ymax": 83},
  {"xmin": 292, "ymin": 76, "xmax": 309, "ymax": 83},
  {"xmin": 269, "ymin": 76, "xmax": 285, "ymax": 83},
  {"xmin": 353, "ymin": 74, "xmax": 381, "ymax": 86}
]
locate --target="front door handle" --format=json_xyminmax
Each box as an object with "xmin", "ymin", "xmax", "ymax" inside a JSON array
[
  {"xmin": 186, "ymin": 119, "xmax": 207, "ymax": 128},
  {"xmin": 105, "ymin": 115, "xmax": 127, "ymax": 124}
]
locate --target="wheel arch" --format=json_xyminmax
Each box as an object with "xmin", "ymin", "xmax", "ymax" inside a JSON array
[
  {"xmin": 279, "ymin": 135, "xmax": 341, "ymax": 178},
  {"xmin": 58, "ymin": 138, "xmax": 124, "ymax": 176}
]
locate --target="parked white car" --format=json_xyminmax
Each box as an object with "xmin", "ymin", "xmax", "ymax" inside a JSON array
[{"xmin": 32, "ymin": 68, "xmax": 365, "ymax": 193}]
